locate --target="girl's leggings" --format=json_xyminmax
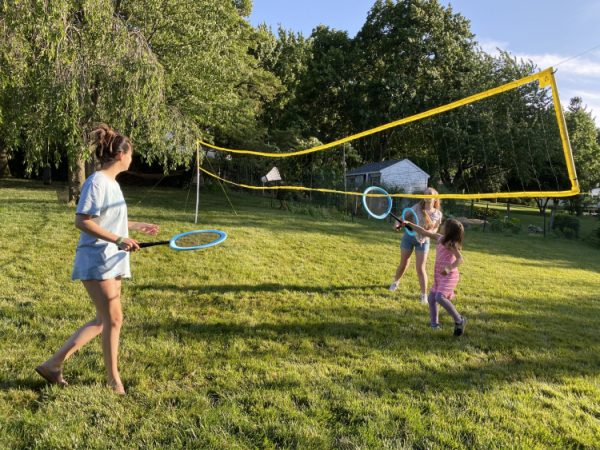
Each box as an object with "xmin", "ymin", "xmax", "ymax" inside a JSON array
[{"xmin": 428, "ymin": 291, "xmax": 461, "ymax": 326}]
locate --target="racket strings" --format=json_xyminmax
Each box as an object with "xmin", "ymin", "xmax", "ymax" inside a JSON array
[
  {"xmin": 173, "ymin": 232, "xmax": 222, "ymax": 249},
  {"xmin": 364, "ymin": 196, "xmax": 391, "ymax": 216}
]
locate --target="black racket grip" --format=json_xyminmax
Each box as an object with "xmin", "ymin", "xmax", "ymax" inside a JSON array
[
  {"xmin": 390, "ymin": 212, "xmax": 413, "ymax": 231},
  {"xmin": 390, "ymin": 212, "xmax": 402, "ymax": 223},
  {"xmin": 138, "ymin": 241, "xmax": 170, "ymax": 248}
]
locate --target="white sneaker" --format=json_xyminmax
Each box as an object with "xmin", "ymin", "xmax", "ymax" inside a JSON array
[
  {"xmin": 419, "ymin": 293, "xmax": 428, "ymax": 304},
  {"xmin": 389, "ymin": 282, "xmax": 398, "ymax": 292}
]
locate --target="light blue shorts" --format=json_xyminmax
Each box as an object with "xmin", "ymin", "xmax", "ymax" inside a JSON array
[{"xmin": 400, "ymin": 233, "xmax": 430, "ymax": 253}]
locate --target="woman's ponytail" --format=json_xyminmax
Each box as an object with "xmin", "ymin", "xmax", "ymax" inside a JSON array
[{"xmin": 89, "ymin": 124, "xmax": 131, "ymax": 163}]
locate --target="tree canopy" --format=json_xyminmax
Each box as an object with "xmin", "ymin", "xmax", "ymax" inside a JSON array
[{"xmin": 1, "ymin": 0, "xmax": 597, "ymax": 198}]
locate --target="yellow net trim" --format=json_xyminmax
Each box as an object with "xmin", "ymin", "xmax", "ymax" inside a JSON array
[{"xmin": 198, "ymin": 68, "xmax": 579, "ymax": 199}]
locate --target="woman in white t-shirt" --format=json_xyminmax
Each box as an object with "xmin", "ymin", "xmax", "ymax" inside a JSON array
[
  {"xmin": 389, "ymin": 187, "xmax": 442, "ymax": 304},
  {"xmin": 35, "ymin": 124, "xmax": 159, "ymax": 395}
]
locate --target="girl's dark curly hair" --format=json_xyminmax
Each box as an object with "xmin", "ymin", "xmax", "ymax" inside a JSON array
[{"xmin": 441, "ymin": 218, "xmax": 464, "ymax": 250}]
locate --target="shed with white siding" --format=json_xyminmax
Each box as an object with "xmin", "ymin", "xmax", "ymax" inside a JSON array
[{"xmin": 346, "ymin": 159, "xmax": 429, "ymax": 193}]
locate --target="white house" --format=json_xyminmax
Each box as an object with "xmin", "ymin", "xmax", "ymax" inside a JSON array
[
  {"xmin": 591, "ymin": 187, "xmax": 600, "ymax": 197},
  {"xmin": 346, "ymin": 159, "xmax": 429, "ymax": 193}
]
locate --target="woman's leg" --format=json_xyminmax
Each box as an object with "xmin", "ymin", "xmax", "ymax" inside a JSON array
[
  {"xmin": 38, "ymin": 316, "xmax": 103, "ymax": 371},
  {"xmin": 393, "ymin": 248, "xmax": 413, "ymax": 283},
  {"xmin": 82, "ymin": 278, "xmax": 124, "ymax": 392},
  {"xmin": 37, "ymin": 302, "xmax": 104, "ymax": 385},
  {"xmin": 415, "ymin": 249, "xmax": 429, "ymax": 297}
]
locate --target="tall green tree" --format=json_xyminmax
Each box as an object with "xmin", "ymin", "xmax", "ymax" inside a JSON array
[
  {"xmin": 255, "ymin": 26, "xmax": 312, "ymax": 149},
  {"xmin": 351, "ymin": 0, "xmax": 478, "ymax": 162},
  {"xmin": 293, "ymin": 26, "xmax": 355, "ymax": 142},
  {"xmin": 565, "ymin": 97, "xmax": 600, "ymax": 193},
  {"xmin": 563, "ymin": 97, "xmax": 600, "ymax": 215}
]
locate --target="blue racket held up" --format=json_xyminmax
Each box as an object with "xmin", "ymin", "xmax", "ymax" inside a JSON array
[{"xmin": 361, "ymin": 186, "xmax": 419, "ymax": 236}]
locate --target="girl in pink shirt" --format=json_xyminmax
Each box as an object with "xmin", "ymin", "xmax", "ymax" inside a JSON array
[{"xmin": 401, "ymin": 218, "xmax": 467, "ymax": 336}]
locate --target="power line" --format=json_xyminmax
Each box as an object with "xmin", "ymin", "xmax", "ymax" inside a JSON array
[{"xmin": 554, "ymin": 42, "xmax": 600, "ymax": 68}]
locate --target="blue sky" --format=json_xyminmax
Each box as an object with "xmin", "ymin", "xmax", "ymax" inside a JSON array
[{"xmin": 248, "ymin": 0, "xmax": 600, "ymax": 126}]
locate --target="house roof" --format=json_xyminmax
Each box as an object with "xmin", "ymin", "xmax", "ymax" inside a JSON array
[
  {"xmin": 347, "ymin": 159, "xmax": 429, "ymax": 177},
  {"xmin": 346, "ymin": 160, "xmax": 402, "ymax": 176}
]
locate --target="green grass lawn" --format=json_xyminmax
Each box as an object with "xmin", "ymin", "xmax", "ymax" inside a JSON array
[{"xmin": 1, "ymin": 179, "xmax": 599, "ymax": 449}]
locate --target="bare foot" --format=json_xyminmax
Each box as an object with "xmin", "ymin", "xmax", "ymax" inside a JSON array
[
  {"xmin": 109, "ymin": 381, "xmax": 126, "ymax": 395},
  {"xmin": 35, "ymin": 365, "xmax": 68, "ymax": 387}
]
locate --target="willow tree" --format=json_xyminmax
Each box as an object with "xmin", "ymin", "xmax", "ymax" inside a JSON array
[
  {"xmin": 117, "ymin": 0, "xmax": 281, "ymax": 152},
  {"xmin": 1, "ymin": 0, "xmax": 279, "ymax": 200},
  {"xmin": 0, "ymin": 1, "xmax": 174, "ymax": 200},
  {"xmin": 0, "ymin": 2, "xmax": 30, "ymax": 178}
]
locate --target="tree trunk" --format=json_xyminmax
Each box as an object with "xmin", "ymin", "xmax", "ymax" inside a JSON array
[
  {"xmin": 68, "ymin": 155, "xmax": 86, "ymax": 205},
  {"xmin": 85, "ymin": 156, "xmax": 99, "ymax": 178},
  {"xmin": 536, "ymin": 198, "xmax": 550, "ymax": 237},
  {"xmin": 549, "ymin": 199, "xmax": 557, "ymax": 232},
  {"xmin": 0, "ymin": 145, "xmax": 11, "ymax": 178},
  {"xmin": 543, "ymin": 210, "xmax": 547, "ymax": 238},
  {"xmin": 42, "ymin": 165, "xmax": 52, "ymax": 185},
  {"xmin": 482, "ymin": 203, "xmax": 489, "ymax": 232}
]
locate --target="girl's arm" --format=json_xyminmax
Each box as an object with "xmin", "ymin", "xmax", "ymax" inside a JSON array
[
  {"xmin": 441, "ymin": 247, "xmax": 464, "ymax": 275},
  {"xmin": 75, "ymin": 214, "xmax": 140, "ymax": 251},
  {"xmin": 403, "ymin": 220, "xmax": 442, "ymax": 240},
  {"xmin": 75, "ymin": 214, "xmax": 120, "ymax": 244}
]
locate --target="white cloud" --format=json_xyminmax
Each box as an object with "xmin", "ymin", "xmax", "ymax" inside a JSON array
[
  {"xmin": 569, "ymin": 89, "xmax": 600, "ymax": 102},
  {"xmin": 516, "ymin": 53, "xmax": 600, "ymax": 77},
  {"xmin": 513, "ymin": 53, "xmax": 600, "ymax": 126},
  {"xmin": 561, "ymin": 88, "xmax": 600, "ymax": 122},
  {"xmin": 477, "ymin": 39, "xmax": 508, "ymax": 56}
]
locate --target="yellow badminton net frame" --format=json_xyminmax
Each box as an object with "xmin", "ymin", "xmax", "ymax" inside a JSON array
[{"xmin": 198, "ymin": 67, "xmax": 579, "ymax": 200}]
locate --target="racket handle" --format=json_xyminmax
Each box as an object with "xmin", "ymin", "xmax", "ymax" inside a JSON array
[
  {"xmin": 138, "ymin": 241, "xmax": 170, "ymax": 248},
  {"xmin": 390, "ymin": 212, "xmax": 402, "ymax": 223},
  {"xmin": 390, "ymin": 213, "xmax": 413, "ymax": 232}
]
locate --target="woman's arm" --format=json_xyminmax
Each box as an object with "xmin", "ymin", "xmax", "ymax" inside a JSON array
[
  {"xmin": 431, "ymin": 211, "xmax": 442, "ymax": 233},
  {"xmin": 403, "ymin": 220, "xmax": 442, "ymax": 240},
  {"xmin": 394, "ymin": 210, "xmax": 415, "ymax": 231}
]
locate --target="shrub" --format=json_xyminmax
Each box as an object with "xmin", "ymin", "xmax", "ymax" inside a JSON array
[
  {"xmin": 471, "ymin": 206, "xmax": 499, "ymax": 221},
  {"xmin": 552, "ymin": 213, "xmax": 580, "ymax": 238},
  {"xmin": 589, "ymin": 226, "xmax": 600, "ymax": 247},
  {"xmin": 489, "ymin": 217, "xmax": 521, "ymax": 234},
  {"xmin": 489, "ymin": 219, "xmax": 503, "ymax": 232}
]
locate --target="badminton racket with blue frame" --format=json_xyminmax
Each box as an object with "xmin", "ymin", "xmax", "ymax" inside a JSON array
[
  {"xmin": 361, "ymin": 186, "xmax": 419, "ymax": 236},
  {"xmin": 138, "ymin": 229, "xmax": 227, "ymax": 251}
]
